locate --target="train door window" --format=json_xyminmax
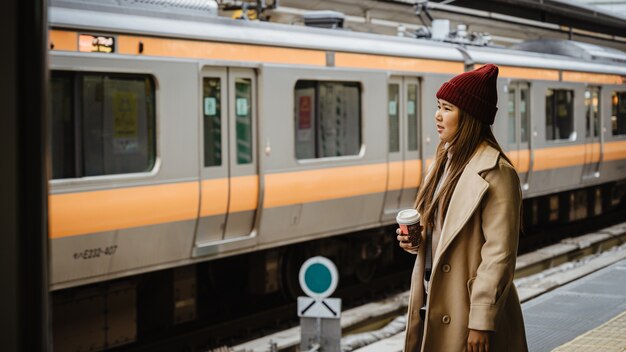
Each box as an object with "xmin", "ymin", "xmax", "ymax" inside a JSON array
[
  {"xmin": 520, "ymin": 87, "xmax": 529, "ymax": 143},
  {"xmin": 545, "ymin": 89, "xmax": 574, "ymax": 141},
  {"xmin": 388, "ymin": 83, "xmax": 400, "ymax": 152},
  {"xmin": 50, "ymin": 72, "xmax": 76, "ymax": 179},
  {"xmin": 508, "ymin": 87, "xmax": 516, "ymax": 144},
  {"xmin": 235, "ymin": 78, "xmax": 253, "ymax": 164},
  {"xmin": 612, "ymin": 91, "xmax": 626, "ymax": 136},
  {"xmin": 294, "ymin": 80, "xmax": 361, "ymax": 159},
  {"xmin": 583, "ymin": 87, "xmax": 601, "ymax": 181},
  {"xmin": 407, "ymin": 83, "xmax": 419, "ymax": 151},
  {"xmin": 585, "ymin": 87, "xmax": 600, "ymax": 138},
  {"xmin": 203, "ymin": 77, "xmax": 222, "ymax": 166},
  {"xmin": 50, "ymin": 71, "xmax": 156, "ymax": 179}
]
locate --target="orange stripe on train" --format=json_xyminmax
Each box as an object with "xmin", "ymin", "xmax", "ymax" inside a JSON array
[
  {"xmin": 49, "ymin": 182, "xmax": 198, "ymax": 238},
  {"xmin": 49, "ymin": 142, "xmax": 626, "ymax": 238},
  {"xmin": 495, "ymin": 65, "xmax": 559, "ymax": 81},
  {"xmin": 200, "ymin": 178, "xmax": 229, "ymax": 217},
  {"xmin": 533, "ymin": 144, "xmax": 587, "ymax": 171},
  {"xmin": 118, "ymin": 35, "xmax": 326, "ymax": 66},
  {"xmin": 228, "ymin": 175, "xmax": 259, "ymax": 213},
  {"xmin": 335, "ymin": 53, "xmax": 463, "ymax": 74},
  {"xmin": 403, "ymin": 160, "xmax": 423, "ymax": 189},
  {"xmin": 263, "ymin": 163, "xmax": 388, "ymax": 208},
  {"xmin": 387, "ymin": 161, "xmax": 404, "ymax": 191},
  {"xmin": 562, "ymin": 71, "xmax": 623, "ymax": 85},
  {"xmin": 604, "ymin": 140, "xmax": 626, "ymax": 162}
]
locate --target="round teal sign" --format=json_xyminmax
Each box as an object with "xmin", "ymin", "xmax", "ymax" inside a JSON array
[
  {"xmin": 305, "ymin": 263, "xmax": 332, "ymax": 293},
  {"xmin": 299, "ymin": 256, "xmax": 338, "ymax": 298}
]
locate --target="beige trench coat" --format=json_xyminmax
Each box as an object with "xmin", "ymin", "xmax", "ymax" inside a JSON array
[{"xmin": 404, "ymin": 142, "xmax": 528, "ymax": 352}]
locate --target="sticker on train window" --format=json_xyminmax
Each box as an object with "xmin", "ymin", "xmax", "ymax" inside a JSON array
[
  {"xmin": 407, "ymin": 101, "xmax": 415, "ymax": 115},
  {"xmin": 79, "ymin": 34, "xmax": 115, "ymax": 53},
  {"xmin": 112, "ymin": 91, "xmax": 138, "ymax": 154},
  {"xmin": 388, "ymin": 100, "xmax": 397, "ymax": 115},
  {"xmin": 236, "ymin": 98, "xmax": 248, "ymax": 116},
  {"xmin": 298, "ymin": 96, "xmax": 312, "ymax": 129},
  {"xmin": 204, "ymin": 97, "xmax": 217, "ymax": 116}
]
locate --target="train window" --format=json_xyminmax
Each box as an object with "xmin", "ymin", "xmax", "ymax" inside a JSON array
[
  {"xmin": 585, "ymin": 88, "xmax": 600, "ymax": 138},
  {"xmin": 508, "ymin": 88, "xmax": 516, "ymax": 144},
  {"xmin": 388, "ymin": 84, "xmax": 400, "ymax": 153},
  {"xmin": 520, "ymin": 88, "xmax": 529, "ymax": 143},
  {"xmin": 50, "ymin": 72, "xmax": 76, "ymax": 179},
  {"xmin": 294, "ymin": 80, "xmax": 361, "ymax": 159},
  {"xmin": 235, "ymin": 78, "xmax": 253, "ymax": 164},
  {"xmin": 612, "ymin": 91, "xmax": 626, "ymax": 136},
  {"xmin": 545, "ymin": 89, "xmax": 574, "ymax": 141},
  {"xmin": 50, "ymin": 71, "xmax": 156, "ymax": 179},
  {"xmin": 407, "ymin": 84, "xmax": 419, "ymax": 151},
  {"xmin": 203, "ymin": 77, "xmax": 222, "ymax": 167}
]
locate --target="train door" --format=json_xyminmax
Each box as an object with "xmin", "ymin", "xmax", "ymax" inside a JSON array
[
  {"xmin": 582, "ymin": 86, "xmax": 601, "ymax": 181},
  {"xmin": 508, "ymin": 82, "xmax": 531, "ymax": 189},
  {"xmin": 382, "ymin": 77, "xmax": 405, "ymax": 220},
  {"xmin": 195, "ymin": 67, "xmax": 258, "ymax": 249},
  {"xmin": 223, "ymin": 68, "xmax": 258, "ymax": 240},
  {"xmin": 196, "ymin": 68, "xmax": 229, "ymax": 245},
  {"xmin": 398, "ymin": 78, "xmax": 421, "ymax": 209}
]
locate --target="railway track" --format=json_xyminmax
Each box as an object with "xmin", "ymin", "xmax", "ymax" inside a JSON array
[{"xmin": 112, "ymin": 263, "xmax": 412, "ymax": 351}]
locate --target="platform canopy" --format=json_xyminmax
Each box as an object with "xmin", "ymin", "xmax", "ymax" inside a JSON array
[{"xmin": 424, "ymin": 0, "xmax": 626, "ymax": 37}]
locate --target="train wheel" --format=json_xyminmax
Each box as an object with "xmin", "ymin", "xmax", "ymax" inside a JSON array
[
  {"xmin": 355, "ymin": 259, "xmax": 377, "ymax": 283},
  {"xmin": 280, "ymin": 247, "xmax": 307, "ymax": 301}
]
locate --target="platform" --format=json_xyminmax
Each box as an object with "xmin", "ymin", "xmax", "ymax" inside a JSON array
[
  {"xmin": 353, "ymin": 257, "xmax": 626, "ymax": 352},
  {"xmin": 524, "ymin": 258, "xmax": 626, "ymax": 351}
]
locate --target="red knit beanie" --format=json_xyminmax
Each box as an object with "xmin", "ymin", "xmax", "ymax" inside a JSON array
[{"xmin": 436, "ymin": 64, "xmax": 499, "ymax": 125}]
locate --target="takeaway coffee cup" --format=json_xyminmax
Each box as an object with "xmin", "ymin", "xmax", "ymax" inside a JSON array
[{"xmin": 396, "ymin": 209, "xmax": 421, "ymax": 247}]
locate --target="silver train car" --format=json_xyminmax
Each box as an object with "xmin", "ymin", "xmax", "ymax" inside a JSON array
[{"xmin": 48, "ymin": 0, "xmax": 626, "ymax": 349}]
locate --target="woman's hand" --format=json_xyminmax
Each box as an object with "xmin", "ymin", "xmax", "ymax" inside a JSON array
[
  {"xmin": 396, "ymin": 228, "xmax": 421, "ymax": 254},
  {"xmin": 467, "ymin": 329, "xmax": 491, "ymax": 352}
]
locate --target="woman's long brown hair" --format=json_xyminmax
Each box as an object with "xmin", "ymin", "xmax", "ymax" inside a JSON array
[{"xmin": 414, "ymin": 109, "xmax": 514, "ymax": 234}]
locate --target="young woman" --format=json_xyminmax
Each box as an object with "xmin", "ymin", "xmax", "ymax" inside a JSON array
[{"xmin": 397, "ymin": 64, "xmax": 528, "ymax": 352}]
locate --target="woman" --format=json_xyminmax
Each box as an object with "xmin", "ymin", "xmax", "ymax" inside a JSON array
[{"xmin": 397, "ymin": 64, "xmax": 528, "ymax": 352}]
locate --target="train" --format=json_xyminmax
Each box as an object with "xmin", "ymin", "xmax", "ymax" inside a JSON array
[{"xmin": 48, "ymin": 0, "xmax": 626, "ymax": 350}]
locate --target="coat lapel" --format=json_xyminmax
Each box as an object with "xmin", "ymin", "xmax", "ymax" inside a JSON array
[{"xmin": 433, "ymin": 143, "xmax": 500, "ymax": 266}]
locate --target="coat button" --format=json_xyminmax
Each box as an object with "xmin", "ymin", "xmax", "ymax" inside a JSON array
[
  {"xmin": 442, "ymin": 315, "xmax": 451, "ymax": 324},
  {"xmin": 442, "ymin": 264, "xmax": 451, "ymax": 273}
]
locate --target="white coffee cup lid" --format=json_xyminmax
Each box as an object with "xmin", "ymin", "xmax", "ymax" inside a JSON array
[{"xmin": 396, "ymin": 209, "xmax": 420, "ymax": 225}]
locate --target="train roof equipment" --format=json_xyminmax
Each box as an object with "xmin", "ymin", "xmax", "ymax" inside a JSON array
[
  {"xmin": 512, "ymin": 39, "xmax": 626, "ymax": 65},
  {"xmin": 302, "ymin": 10, "xmax": 345, "ymax": 29}
]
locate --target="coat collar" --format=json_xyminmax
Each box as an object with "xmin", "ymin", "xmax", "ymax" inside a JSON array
[
  {"xmin": 433, "ymin": 142, "xmax": 501, "ymax": 266},
  {"xmin": 460, "ymin": 141, "xmax": 501, "ymax": 175}
]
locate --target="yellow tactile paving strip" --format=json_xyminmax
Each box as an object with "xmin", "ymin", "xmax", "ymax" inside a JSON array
[{"xmin": 553, "ymin": 310, "xmax": 626, "ymax": 352}]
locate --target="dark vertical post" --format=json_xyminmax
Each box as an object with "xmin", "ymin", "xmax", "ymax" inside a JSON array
[
  {"xmin": 0, "ymin": 0, "xmax": 50, "ymax": 351},
  {"xmin": 0, "ymin": 0, "xmax": 19, "ymax": 347},
  {"xmin": 569, "ymin": 26, "xmax": 573, "ymax": 40}
]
